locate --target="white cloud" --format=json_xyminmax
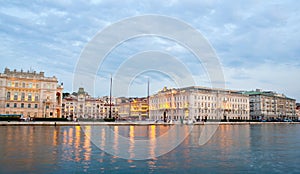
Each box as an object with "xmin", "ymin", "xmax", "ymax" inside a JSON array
[
  {"xmin": 0, "ymin": 0, "xmax": 299, "ymax": 101},
  {"xmin": 224, "ymin": 61, "xmax": 300, "ymax": 100}
]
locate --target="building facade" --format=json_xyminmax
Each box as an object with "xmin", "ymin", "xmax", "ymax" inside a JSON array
[
  {"xmin": 117, "ymin": 97, "xmax": 149, "ymax": 119},
  {"xmin": 245, "ymin": 89, "xmax": 297, "ymax": 121},
  {"xmin": 149, "ymin": 86, "xmax": 250, "ymax": 121},
  {"xmin": 0, "ymin": 68, "xmax": 63, "ymax": 118},
  {"xmin": 296, "ymin": 103, "xmax": 300, "ymax": 121},
  {"xmin": 62, "ymin": 88, "xmax": 118, "ymax": 119}
]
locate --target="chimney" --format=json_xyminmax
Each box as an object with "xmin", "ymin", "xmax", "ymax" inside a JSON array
[{"xmin": 256, "ymin": 89, "xmax": 262, "ymax": 92}]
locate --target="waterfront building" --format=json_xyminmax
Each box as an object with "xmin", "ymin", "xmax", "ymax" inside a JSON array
[
  {"xmin": 295, "ymin": 103, "xmax": 300, "ymax": 121},
  {"xmin": 117, "ymin": 97, "xmax": 149, "ymax": 119},
  {"xmin": 62, "ymin": 88, "xmax": 118, "ymax": 119},
  {"xmin": 244, "ymin": 89, "xmax": 296, "ymax": 121},
  {"xmin": 149, "ymin": 86, "xmax": 250, "ymax": 121},
  {"xmin": 0, "ymin": 68, "xmax": 63, "ymax": 118}
]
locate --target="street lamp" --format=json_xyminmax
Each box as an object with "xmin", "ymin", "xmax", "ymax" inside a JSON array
[{"xmin": 43, "ymin": 100, "xmax": 46, "ymax": 118}]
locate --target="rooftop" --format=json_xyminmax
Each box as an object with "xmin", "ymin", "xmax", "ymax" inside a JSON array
[{"xmin": 243, "ymin": 89, "xmax": 295, "ymax": 100}]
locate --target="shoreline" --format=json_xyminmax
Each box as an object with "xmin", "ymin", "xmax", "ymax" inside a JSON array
[{"xmin": 0, "ymin": 121, "xmax": 299, "ymax": 126}]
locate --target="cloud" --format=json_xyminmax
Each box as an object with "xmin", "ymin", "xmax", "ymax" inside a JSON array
[
  {"xmin": 224, "ymin": 61, "xmax": 300, "ymax": 100},
  {"xmin": 0, "ymin": 0, "xmax": 299, "ymax": 101}
]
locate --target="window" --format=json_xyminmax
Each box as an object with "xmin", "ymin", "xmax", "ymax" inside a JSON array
[
  {"xmin": 15, "ymin": 82, "xmax": 18, "ymax": 87},
  {"xmin": 28, "ymin": 93, "xmax": 32, "ymax": 101},
  {"xmin": 6, "ymin": 92, "xmax": 11, "ymax": 100},
  {"xmin": 28, "ymin": 104, "xmax": 31, "ymax": 108},
  {"xmin": 14, "ymin": 103, "xmax": 17, "ymax": 108},
  {"xmin": 6, "ymin": 103, "xmax": 10, "ymax": 108},
  {"xmin": 35, "ymin": 94, "xmax": 39, "ymax": 102},
  {"xmin": 22, "ymin": 83, "xmax": 25, "ymax": 88},
  {"xmin": 21, "ymin": 93, "xmax": 25, "ymax": 101},
  {"xmin": 28, "ymin": 83, "xmax": 32, "ymax": 88},
  {"xmin": 7, "ymin": 82, "xmax": 11, "ymax": 87},
  {"xmin": 21, "ymin": 103, "xmax": 24, "ymax": 108},
  {"xmin": 36, "ymin": 84, "xmax": 39, "ymax": 88},
  {"xmin": 14, "ymin": 92, "xmax": 18, "ymax": 100},
  {"xmin": 34, "ymin": 104, "xmax": 38, "ymax": 108}
]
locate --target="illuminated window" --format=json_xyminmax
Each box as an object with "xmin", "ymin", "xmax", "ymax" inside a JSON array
[
  {"xmin": 7, "ymin": 82, "xmax": 11, "ymax": 87},
  {"xmin": 14, "ymin": 92, "xmax": 18, "ymax": 100},
  {"xmin": 28, "ymin": 93, "xmax": 32, "ymax": 101}
]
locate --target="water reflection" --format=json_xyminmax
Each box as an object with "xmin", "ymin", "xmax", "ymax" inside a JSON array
[
  {"xmin": 0, "ymin": 125, "xmax": 299, "ymax": 173},
  {"xmin": 129, "ymin": 126, "xmax": 135, "ymax": 159},
  {"xmin": 87, "ymin": 125, "xmax": 193, "ymax": 160}
]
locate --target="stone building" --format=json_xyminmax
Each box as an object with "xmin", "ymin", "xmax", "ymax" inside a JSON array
[
  {"xmin": 0, "ymin": 68, "xmax": 63, "ymax": 118},
  {"xmin": 296, "ymin": 103, "xmax": 300, "ymax": 121},
  {"xmin": 117, "ymin": 97, "xmax": 149, "ymax": 119},
  {"xmin": 245, "ymin": 89, "xmax": 297, "ymax": 121},
  {"xmin": 149, "ymin": 86, "xmax": 250, "ymax": 121},
  {"xmin": 62, "ymin": 88, "xmax": 118, "ymax": 119}
]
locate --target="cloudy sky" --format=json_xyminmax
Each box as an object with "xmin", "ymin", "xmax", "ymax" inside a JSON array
[{"xmin": 1, "ymin": 0, "xmax": 299, "ymax": 100}]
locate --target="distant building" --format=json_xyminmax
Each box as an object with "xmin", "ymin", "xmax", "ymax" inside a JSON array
[
  {"xmin": 117, "ymin": 97, "xmax": 149, "ymax": 119},
  {"xmin": 244, "ymin": 89, "xmax": 296, "ymax": 121},
  {"xmin": 0, "ymin": 68, "xmax": 63, "ymax": 118},
  {"xmin": 149, "ymin": 86, "xmax": 250, "ymax": 121},
  {"xmin": 296, "ymin": 103, "xmax": 300, "ymax": 121},
  {"xmin": 62, "ymin": 88, "xmax": 118, "ymax": 119}
]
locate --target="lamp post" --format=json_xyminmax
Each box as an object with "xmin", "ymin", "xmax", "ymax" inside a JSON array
[
  {"xmin": 109, "ymin": 75, "xmax": 112, "ymax": 119},
  {"xmin": 43, "ymin": 100, "xmax": 46, "ymax": 118}
]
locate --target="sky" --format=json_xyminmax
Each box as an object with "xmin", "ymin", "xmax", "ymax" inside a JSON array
[{"xmin": 0, "ymin": 0, "xmax": 299, "ymax": 101}]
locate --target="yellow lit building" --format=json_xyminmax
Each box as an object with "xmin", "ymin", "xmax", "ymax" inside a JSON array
[
  {"xmin": 117, "ymin": 97, "xmax": 149, "ymax": 119},
  {"xmin": 0, "ymin": 68, "xmax": 63, "ymax": 118}
]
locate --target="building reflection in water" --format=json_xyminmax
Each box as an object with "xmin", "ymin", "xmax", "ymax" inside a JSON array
[
  {"xmin": 129, "ymin": 126, "xmax": 135, "ymax": 159},
  {"xmin": 75, "ymin": 126, "xmax": 81, "ymax": 162},
  {"xmin": 0, "ymin": 124, "xmax": 205, "ymax": 171},
  {"xmin": 149, "ymin": 125, "xmax": 157, "ymax": 159},
  {"xmin": 87, "ymin": 125, "xmax": 192, "ymax": 160},
  {"xmin": 83, "ymin": 126, "xmax": 91, "ymax": 161},
  {"xmin": 216, "ymin": 125, "xmax": 251, "ymax": 168},
  {"xmin": 113, "ymin": 126, "xmax": 119, "ymax": 157}
]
